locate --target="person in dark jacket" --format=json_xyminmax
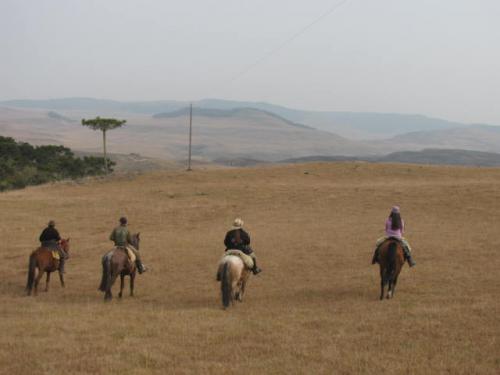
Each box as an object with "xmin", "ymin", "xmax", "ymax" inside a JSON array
[
  {"xmin": 39, "ymin": 220, "xmax": 68, "ymax": 273},
  {"xmin": 224, "ymin": 218, "xmax": 262, "ymax": 275}
]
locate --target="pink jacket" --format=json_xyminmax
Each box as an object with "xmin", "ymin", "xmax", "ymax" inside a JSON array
[{"xmin": 385, "ymin": 217, "xmax": 404, "ymax": 238}]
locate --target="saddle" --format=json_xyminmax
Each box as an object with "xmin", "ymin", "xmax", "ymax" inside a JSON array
[
  {"xmin": 224, "ymin": 249, "xmax": 254, "ymax": 269},
  {"xmin": 37, "ymin": 245, "xmax": 61, "ymax": 261},
  {"xmin": 115, "ymin": 246, "xmax": 137, "ymax": 263}
]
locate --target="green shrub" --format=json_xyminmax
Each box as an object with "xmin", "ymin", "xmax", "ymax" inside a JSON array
[{"xmin": 0, "ymin": 136, "xmax": 113, "ymax": 191}]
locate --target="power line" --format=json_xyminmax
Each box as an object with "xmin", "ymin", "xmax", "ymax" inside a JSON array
[{"xmin": 227, "ymin": 0, "xmax": 352, "ymax": 84}]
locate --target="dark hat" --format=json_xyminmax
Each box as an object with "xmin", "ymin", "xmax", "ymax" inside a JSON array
[
  {"xmin": 119, "ymin": 217, "xmax": 128, "ymax": 225},
  {"xmin": 48, "ymin": 220, "xmax": 56, "ymax": 227}
]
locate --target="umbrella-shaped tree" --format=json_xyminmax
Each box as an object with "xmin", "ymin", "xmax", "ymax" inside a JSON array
[{"xmin": 81, "ymin": 117, "xmax": 126, "ymax": 173}]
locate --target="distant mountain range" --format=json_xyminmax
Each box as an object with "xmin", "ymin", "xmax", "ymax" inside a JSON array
[
  {"xmin": 1, "ymin": 97, "xmax": 500, "ymax": 165},
  {"xmin": 1, "ymin": 97, "xmax": 484, "ymax": 139}
]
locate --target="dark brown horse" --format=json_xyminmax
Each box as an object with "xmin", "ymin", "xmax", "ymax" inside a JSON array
[
  {"xmin": 98, "ymin": 233, "xmax": 140, "ymax": 301},
  {"xmin": 378, "ymin": 239, "xmax": 405, "ymax": 300},
  {"xmin": 26, "ymin": 239, "xmax": 70, "ymax": 296}
]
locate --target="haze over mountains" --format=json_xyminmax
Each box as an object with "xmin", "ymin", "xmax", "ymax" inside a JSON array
[{"xmin": 1, "ymin": 97, "xmax": 500, "ymax": 165}]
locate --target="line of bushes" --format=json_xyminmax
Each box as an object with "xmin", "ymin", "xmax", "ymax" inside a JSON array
[{"xmin": 0, "ymin": 136, "xmax": 114, "ymax": 191}]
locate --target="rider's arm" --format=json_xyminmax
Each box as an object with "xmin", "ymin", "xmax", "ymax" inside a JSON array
[
  {"xmin": 54, "ymin": 229, "xmax": 61, "ymax": 241},
  {"xmin": 224, "ymin": 232, "xmax": 232, "ymax": 249},
  {"xmin": 109, "ymin": 229, "xmax": 115, "ymax": 242},
  {"xmin": 241, "ymin": 230, "xmax": 250, "ymax": 245},
  {"xmin": 385, "ymin": 218, "xmax": 391, "ymax": 233}
]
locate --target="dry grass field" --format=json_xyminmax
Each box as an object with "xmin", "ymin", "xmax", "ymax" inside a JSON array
[{"xmin": 0, "ymin": 162, "xmax": 499, "ymax": 374}]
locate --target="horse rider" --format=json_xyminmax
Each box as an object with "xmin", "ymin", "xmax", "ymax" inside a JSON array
[
  {"xmin": 224, "ymin": 218, "xmax": 262, "ymax": 275},
  {"xmin": 109, "ymin": 217, "xmax": 147, "ymax": 274},
  {"xmin": 39, "ymin": 220, "xmax": 68, "ymax": 273},
  {"xmin": 372, "ymin": 206, "xmax": 416, "ymax": 267}
]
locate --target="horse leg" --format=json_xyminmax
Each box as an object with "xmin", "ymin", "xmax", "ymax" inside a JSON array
[
  {"xmin": 59, "ymin": 269, "xmax": 65, "ymax": 288},
  {"xmin": 105, "ymin": 272, "xmax": 119, "ymax": 301},
  {"xmin": 119, "ymin": 274, "xmax": 124, "ymax": 298},
  {"xmin": 391, "ymin": 275, "xmax": 399, "ymax": 298},
  {"xmin": 387, "ymin": 281, "xmax": 393, "ymax": 299},
  {"xmin": 130, "ymin": 272, "xmax": 135, "ymax": 297},
  {"xmin": 45, "ymin": 272, "xmax": 51, "ymax": 292},
  {"xmin": 34, "ymin": 270, "xmax": 44, "ymax": 296},
  {"xmin": 238, "ymin": 280, "xmax": 246, "ymax": 302},
  {"xmin": 380, "ymin": 277, "xmax": 385, "ymax": 301}
]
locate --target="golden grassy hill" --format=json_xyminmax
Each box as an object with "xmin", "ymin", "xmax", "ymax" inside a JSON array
[{"xmin": 0, "ymin": 162, "xmax": 499, "ymax": 374}]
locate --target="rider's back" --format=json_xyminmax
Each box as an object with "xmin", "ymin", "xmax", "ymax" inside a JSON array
[{"xmin": 110, "ymin": 226, "xmax": 130, "ymax": 247}]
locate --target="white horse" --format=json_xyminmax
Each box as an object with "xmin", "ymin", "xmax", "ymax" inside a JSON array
[{"xmin": 217, "ymin": 253, "xmax": 251, "ymax": 309}]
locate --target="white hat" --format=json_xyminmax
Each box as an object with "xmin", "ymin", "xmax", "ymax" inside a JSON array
[{"xmin": 232, "ymin": 218, "xmax": 244, "ymax": 229}]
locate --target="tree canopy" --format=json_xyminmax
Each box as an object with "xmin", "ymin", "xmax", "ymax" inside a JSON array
[
  {"xmin": 0, "ymin": 136, "xmax": 114, "ymax": 191},
  {"xmin": 81, "ymin": 117, "xmax": 126, "ymax": 131}
]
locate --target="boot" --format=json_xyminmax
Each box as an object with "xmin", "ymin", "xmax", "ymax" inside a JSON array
[
  {"xmin": 371, "ymin": 248, "xmax": 379, "ymax": 265},
  {"xmin": 252, "ymin": 259, "xmax": 262, "ymax": 275},
  {"xmin": 403, "ymin": 247, "xmax": 416, "ymax": 267},
  {"xmin": 135, "ymin": 260, "xmax": 148, "ymax": 274},
  {"xmin": 59, "ymin": 258, "xmax": 66, "ymax": 274}
]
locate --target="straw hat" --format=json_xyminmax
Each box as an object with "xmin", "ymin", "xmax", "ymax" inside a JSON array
[{"xmin": 232, "ymin": 218, "xmax": 244, "ymax": 229}]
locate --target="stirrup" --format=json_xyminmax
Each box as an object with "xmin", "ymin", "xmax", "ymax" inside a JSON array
[{"xmin": 252, "ymin": 267, "xmax": 262, "ymax": 275}]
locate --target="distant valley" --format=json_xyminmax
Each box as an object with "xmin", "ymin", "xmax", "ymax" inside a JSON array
[{"xmin": 1, "ymin": 97, "xmax": 500, "ymax": 166}]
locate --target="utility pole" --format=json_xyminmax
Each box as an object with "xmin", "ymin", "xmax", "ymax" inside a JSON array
[{"xmin": 187, "ymin": 103, "xmax": 193, "ymax": 171}]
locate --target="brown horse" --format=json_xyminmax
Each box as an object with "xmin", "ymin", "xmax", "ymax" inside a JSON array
[
  {"xmin": 98, "ymin": 233, "xmax": 140, "ymax": 301},
  {"xmin": 26, "ymin": 239, "xmax": 70, "ymax": 296},
  {"xmin": 217, "ymin": 255, "xmax": 251, "ymax": 309},
  {"xmin": 378, "ymin": 239, "xmax": 405, "ymax": 300}
]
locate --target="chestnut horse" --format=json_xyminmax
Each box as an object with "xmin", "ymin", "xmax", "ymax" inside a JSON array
[
  {"xmin": 378, "ymin": 239, "xmax": 405, "ymax": 300},
  {"xmin": 26, "ymin": 239, "xmax": 70, "ymax": 296},
  {"xmin": 98, "ymin": 233, "xmax": 140, "ymax": 301},
  {"xmin": 217, "ymin": 255, "xmax": 251, "ymax": 309}
]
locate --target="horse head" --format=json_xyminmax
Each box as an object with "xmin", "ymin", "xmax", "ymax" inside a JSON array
[
  {"xmin": 131, "ymin": 232, "xmax": 140, "ymax": 250},
  {"xmin": 60, "ymin": 238, "xmax": 70, "ymax": 254}
]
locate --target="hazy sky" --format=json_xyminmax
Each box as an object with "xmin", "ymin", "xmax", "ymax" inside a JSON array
[{"xmin": 1, "ymin": 0, "xmax": 499, "ymax": 124}]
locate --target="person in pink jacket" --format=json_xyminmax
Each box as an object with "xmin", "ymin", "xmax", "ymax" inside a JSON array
[{"xmin": 371, "ymin": 206, "xmax": 416, "ymax": 267}]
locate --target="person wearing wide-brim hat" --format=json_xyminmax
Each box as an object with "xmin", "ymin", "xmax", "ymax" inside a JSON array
[
  {"xmin": 223, "ymin": 218, "xmax": 262, "ymax": 275},
  {"xmin": 109, "ymin": 217, "xmax": 148, "ymax": 274},
  {"xmin": 39, "ymin": 220, "xmax": 68, "ymax": 273},
  {"xmin": 371, "ymin": 206, "xmax": 416, "ymax": 267}
]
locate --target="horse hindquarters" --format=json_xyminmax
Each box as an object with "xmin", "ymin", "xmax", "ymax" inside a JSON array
[
  {"xmin": 106, "ymin": 261, "xmax": 123, "ymax": 300},
  {"xmin": 379, "ymin": 242, "xmax": 398, "ymax": 300}
]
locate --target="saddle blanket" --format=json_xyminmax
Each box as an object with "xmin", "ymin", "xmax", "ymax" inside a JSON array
[
  {"xmin": 224, "ymin": 249, "xmax": 254, "ymax": 269},
  {"xmin": 114, "ymin": 246, "xmax": 136, "ymax": 263}
]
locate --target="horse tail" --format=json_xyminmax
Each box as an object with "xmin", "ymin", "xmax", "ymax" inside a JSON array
[
  {"xmin": 383, "ymin": 242, "xmax": 398, "ymax": 285},
  {"xmin": 221, "ymin": 261, "xmax": 232, "ymax": 308},
  {"xmin": 98, "ymin": 255, "xmax": 110, "ymax": 292},
  {"xmin": 26, "ymin": 253, "xmax": 37, "ymax": 293}
]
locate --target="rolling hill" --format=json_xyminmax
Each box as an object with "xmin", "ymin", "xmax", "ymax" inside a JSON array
[
  {"xmin": 2, "ymin": 99, "xmax": 500, "ymax": 164},
  {"xmin": 0, "ymin": 106, "xmax": 379, "ymax": 162},
  {"xmin": 1, "ymin": 97, "xmax": 477, "ymax": 139},
  {"xmin": 388, "ymin": 125, "xmax": 500, "ymax": 154}
]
